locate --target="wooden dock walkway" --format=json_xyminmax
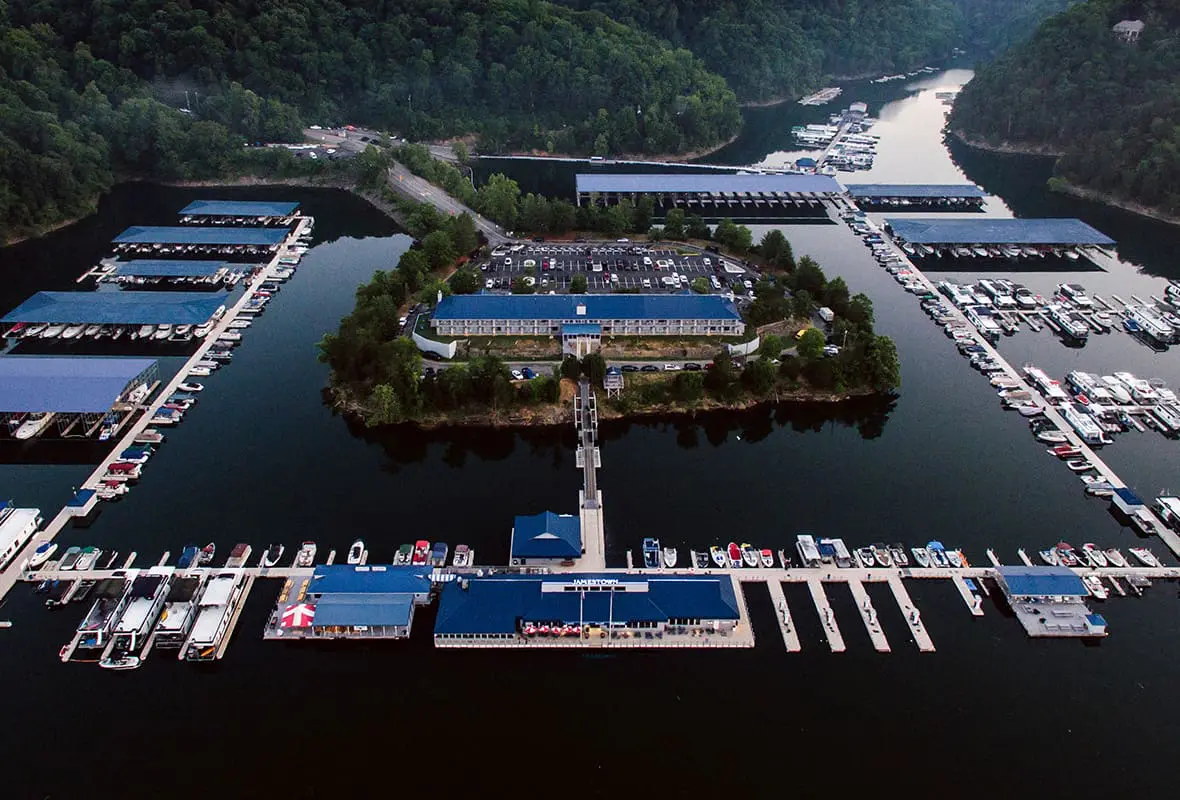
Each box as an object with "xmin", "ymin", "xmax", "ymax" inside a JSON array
[
  {"xmin": 807, "ymin": 578, "xmax": 846, "ymax": 652},
  {"xmin": 886, "ymin": 574, "xmax": 935, "ymax": 652},
  {"xmin": 952, "ymin": 574, "xmax": 984, "ymax": 616},
  {"xmin": 764, "ymin": 579, "xmax": 801, "ymax": 652},
  {"xmin": 847, "ymin": 580, "xmax": 890, "ymax": 652}
]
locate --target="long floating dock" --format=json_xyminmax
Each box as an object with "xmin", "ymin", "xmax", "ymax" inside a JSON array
[
  {"xmin": 847, "ymin": 580, "xmax": 890, "ymax": 652},
  {"xmin": 807, "ymin": 578, "xmax": 846, "ymax": 653},
  {"xmin": 765, "ymin": 579, "xmax": 802, "ymax": 652},
  {"xmin": 886, "ymin": 574, "xmax": 935, "ymax": 652},
  {"xmin": 952, "ymin": 574, "xmax": 985, "ymax": 616}
]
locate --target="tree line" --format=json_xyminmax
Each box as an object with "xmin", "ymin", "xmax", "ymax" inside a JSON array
[{"xmin": 950, "ymin": 0, "xmax": 1180, "ymax": 217}]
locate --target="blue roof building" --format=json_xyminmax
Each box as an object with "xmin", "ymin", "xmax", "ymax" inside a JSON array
[
  {"xmin": 510, "ymin": 511, "xmax": 582, "ymax": 562},
  {"xmin": 113, "ymin": 260, "xmax": 236, "ymax": 278},
  {"xmin": 432, "ymin": 294, "xmax": 744, "ymax": 338},
  {"xmin": 995, "ymin": 566, "xmax": 1088, "ymax": 598},
  {"xmin": 995, "ymin": 566, "xmax": 1107, "ymax": 639},
  {"xmin": 0, "ymin": 356, "xmax": 159, "ymax": 414},
  {"xmin": 113, "ymin": 226, "xmax": 288, "ymax": 246},
  {"xmin": 885, "ymin": 218, "xmax": 1115, "ymax": 246},
  {"xmin": 434, "ymin": 573, "xmax": 741, "ymax": 641},
  {"xmin": 2, "ymin": 291, "xmax": 229, "ymax": 325}
]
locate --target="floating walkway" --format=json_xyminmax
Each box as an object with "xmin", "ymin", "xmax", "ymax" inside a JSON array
[
  {"xmin": 764, "ymin": 579, "xmax": 802, "ymax": 652},
  {"xmin": 848, "ymin": 579, "xmax": 890, "ymax": 652},
  {"xmin": 886, "ymin": 574, "xmax": 935, "ymax": 652},
  {"xmin": 807, "ymin": 578, "xmax": 846, "ymax": 652}
]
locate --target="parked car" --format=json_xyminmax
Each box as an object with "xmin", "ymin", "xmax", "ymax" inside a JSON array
[
  {"xmin": 521, "ymin": 367, "xmax": 535, "ymax": 379},
  {"xmin": 684, "ymin": 363, "xmax": 702, "ymax": 371},
  {"xmin": 663, "ymin": 363, "xmax": 681, "ymax": 371},
  {"xmin": 511, "ymin": 369, "xmax": 524, "ymax": 380},
  {"xmin": 640, "ymin": 365, "xmax": 659, "ymax": 372},
  {"xmin": 621, "ymin": 365, "xmax": 639, "ymax": 372}
]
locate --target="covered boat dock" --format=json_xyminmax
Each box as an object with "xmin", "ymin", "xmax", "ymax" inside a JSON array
[
  {"xmin": 0, "ymin": 356, "xmax": 159, "ymax": 438},
  {"xmin": 885, "ymin": 218, "xmax": 1115, "ymax": 247},
  {"xmin": 2, "ymin": 291, "xmax": 228, "ymax": 327},
  {"xmin": 112, "ymin": 225, "xmax": 288, "ymax": 258},
  {"xmin": 847, "ymin": 183, "xmax": 986, "ymax": 210},
  {"xmin": 111, "ymin": 260, "xmax": 238, "ymax": 278},
  {"xmin": 575, "ymin": 173, "xmax": 844, "ymax": 209},
  {"xmin": 178, "ymin": 199, "xmax": 300, "ymax": 226}
]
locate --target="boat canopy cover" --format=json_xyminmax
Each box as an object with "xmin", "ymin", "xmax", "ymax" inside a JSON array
[
  {"xmin": 112, "ymin": 226, "xmax": 288, "ymax": 245},
  {"xmin": 575, "ymin": 173, "xmax": 843, "ymax": 196},
  {"xmin": 0, "ymin": 356, "xmax": 157, "ymax": 413},
  {"xmin": 847, "ymin": 184, "xmax": 985, "ymax": 198},
  {"xmin": 1112, "ymin": 487, "xmax": 1144, "ymax": 513},
  {"xmin": 179, "ymin": 200, "xmax": 299, "ymax": 217},
  {"xmin": 886, "ymin": 218, "xmax": 1115, "ymax": 246},
  {"xmin": 112, "ymin": 260, "xmax": 236, "ymax": 277},
  {"xmin": 2, "ymin": 291, "xmax": 228, "ymax": 325}
]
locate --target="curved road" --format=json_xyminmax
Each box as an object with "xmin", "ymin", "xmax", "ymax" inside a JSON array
[{"xmin": 387, "ymin": 163, "xmax": 509, "ymax": 246}]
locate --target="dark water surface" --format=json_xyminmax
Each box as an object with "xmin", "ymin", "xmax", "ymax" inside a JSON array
[{"xmin": 3, "ymin": 75, "xmax": 1180, "ymax": 798}]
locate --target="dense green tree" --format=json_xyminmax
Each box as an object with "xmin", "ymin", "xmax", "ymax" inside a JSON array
[
  {"xmin": 789, "ymin": 256, "xmax": 827, "ymax": 296},
  {"xmin": 511, "ymin": 276, "xmax": 536, "ymax": 293},
  {"xmin": 474, "ymin": 173, "xmax": 521, "ymax": 228},
  {"xmin": 548, "ymin": 200, "xmax": 577, "ymax": 234},
  {"xmin": 742, "ymin": 358, "xmax": 777, "ymax": 393},
  {"xmin": 422, "ymin": 230, "xmax": 458, "ymax": 270},
  {"xmin": 519, "ymin": 193, "xmax": 552, "ymax": 233},
  {"xmin": 633, "ymin": 196, "xmax": 655, "ymax": 234},
  {"xmin": 714, "ymin": 218, "xmax": 752, "ymax": 252},
  {"xmin": 671, "ymin": 372, "xmax": 705, "ymax": 402},
  {"xmin": 453, "ymin": 141, "xmax": 470, "ymax": 164},
  {"xmin": 758, "ymin": 334, "xmax": 785, "ymax": 360},
  {"xmin": 823, "ymin": 276, "xmax": 851, "ymax": 316},
  {"xmin": 570, "ymin": 273, "xmax": 588, "ymax": 293},
  {"xmin": 663, "ymin": 208, "xmax": 687, "ymax": 240},
  {"xmin": 759, "ymin": 229, "xmax": 795, "ymax": 269},
  {"xmin": 791, "ymin": 289, "xmax": 816, "ymax": 320},
  {"xmin": 447, "ymin": 213, "xmax": 480, "ymax": 254},
  {"xmin": 686, "ymin": 215, "xmax": 711, "ymax": 240},
  {"xmin": 450, "ymin": 267, "xmax": 480, "ymax": 295},
  {"xmin": 691, "ymin": 276, "xmax": 709, "ymax": 294},
  {"xmin": 704, "ymin": 350, "xmax": 735, "ymax": 395},
  {"xmin": 561, "ymin": 355, "xmax": 582, "ymax": 380},
  {"xmin": 581, "ymin": 352, "xmax": 608, "ymax": 385},
  {"xmin": 797, "ymin": 327, "xmax": 826, "ymax": 360}
]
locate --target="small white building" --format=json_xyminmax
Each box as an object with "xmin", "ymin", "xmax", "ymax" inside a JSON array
[{"xmin": 1113, "ymin": 20, "xmax": 1144, "ymax": 42}]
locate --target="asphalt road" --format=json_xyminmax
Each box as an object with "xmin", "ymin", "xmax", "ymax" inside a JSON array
[{"xmin": 387, "ymin": 162, "xmax": 508, "ymax": 246}]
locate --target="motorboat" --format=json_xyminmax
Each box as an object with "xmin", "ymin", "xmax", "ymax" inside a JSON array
[
  {"xmin": 727, "ymin": 541, "xmax": 742, "ymax": 567},
  {"xmin": 926, "ymin": 541, "xmax": 949, "ymax": 568},
  {"xmin": 347, "ymin": 539, "xmax": 365, "ymax": 565},
  {"xmin": 1038, "ymin": 549, "xmax": 1059, "ymax": 566},
  {"xmin": 395, "ymin": 544, "xmax": 413, "ymax": 565},
  {"xmin": 642, "ymin": 537, "xmax": 661, "ymax": 569},
  {"xmin": 262, "ymin": 544, "xmax": 285, "ymax": 568},
  {"xmin": 61, "ymin": 323, "xmax": 86, "ymax": 339},
  {"xmin": 1036, "ymin": 431, "xmax": 1069, "ymax": 444},
  {"xmin": 134, "ymin": 324, "xmax": 155, "ymax": 339},
  {"xmin": 778, "ymin": 549, "xmax": 792, "ymax": 569},
  {"xmin": 15, "ymin": 412, "xmax": 55, "ymax": 440},
  {"xmin": 99, "ymin": 655, "xmax": 141, "ymax": 671},
  {"xmin": 740, "ymin": 543, "xmax": 759, "ymax": 568},
  {"xmin": 1082, "ymin": 543, "xmax": 1108, "ymax": 568},
  {"xmin": 1048, "ymin": 445, "xmax": 1082, "ymax": 458},
  {"xmin": 871, "ymin": 543, "xmax": 893, "ymax": 567},
  {"xmin": 27, "ymin": 542, "xmax": 57, "ymax": 568},
  {"xmin": 152, "ymin": 324, "xmax": 173, "ymax": 340},
  {"xmin": 759, "ymin": 549, "xmax": 774, "ymax": 568},
  {"xmin": 890, "ymin": 544, "xmax": 909, "ymax": 567},
  {"xmin": 430, "ymin": 542, "xmax": 448, "ymax": 566},
  {"xmin": 1055, "ymin": 542, "xmax": 1080, "ymax": 567},
  {"xmin": 453, "ymin": 544, "xmax": 471, "ymax": 568},
  {"xmin": 295, "ymin": 541, "xmax": 318, "ymax": 567},
  {"xmin": 57, "ymin": 546, "xmax": 82, "ymax": 570},
  {"xmin": 856, "ymin": 546, "xmax": 876, "ymax": 567},
  {"xmin": 411, "ymin": 540, "xmax": 430, "ymax": 566},
  {"xmin": 1083, "ymin": 574, "xmax": 1109, "ymax": 600},
  {"xmin": 40, "ymin": 324, "xmax": 66, "ymax": 339},
  {"xmin": 911, "ymin": 547, "xmax": 931, "ymax": 567},
  {"xmin": 663, "ymin": 546, "xmax": 679, "ymax": 569},
  {"xmin": 197, "ymin": 542, "xmax": 215, "ymax": 565},
  {"xmin": 1129, "ymin": 547, "xmax": 1162, "ymax": 567},
  {"xmin": 177, "ymin": 382, "xmax": 204, "ymax": 393},
  {"xmin": 75, "ymin": 546, "xmax": 102, "ymax": 570},
  {"xmin": 945, "ymin": 549, "xmax": 964, "ymax": 568},
  {"xmin": 1065, "ymin": 459, "xmax": 1094, "ymax": 472},
  {"xmin": 710, "ymin": 545, "xmax": 727, "ymax": 568}
]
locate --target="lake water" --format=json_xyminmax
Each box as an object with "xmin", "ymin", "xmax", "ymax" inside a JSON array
[{"xmin": 3, "ymin": 72, "xmax": 1180, "ymax": 798}]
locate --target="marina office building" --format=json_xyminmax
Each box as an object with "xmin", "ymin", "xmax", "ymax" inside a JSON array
[
  {"xmin": 509, "ymin": 511, "xmax": 582, "ymax": 567},
  {"xmin": 994, "ymin": 566, "xmax": 1107, "ymax": 638},
  {"xmin": 431, "ymin": 295, "xmax": 745, "ymax": 347}
]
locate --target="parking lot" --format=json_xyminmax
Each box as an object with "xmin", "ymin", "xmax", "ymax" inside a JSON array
[{"xmin": 480, "ymin": 244, "xmax": 756, "ymax": 295}]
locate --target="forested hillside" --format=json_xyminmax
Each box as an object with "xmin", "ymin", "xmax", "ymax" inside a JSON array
[{"xmin": 950, "ymin": 0, "xmax": 1180, "ymax": 217}]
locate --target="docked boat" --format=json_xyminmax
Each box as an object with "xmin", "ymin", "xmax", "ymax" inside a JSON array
[
  {"xmin": 1129, "ymin": 547, "xmax": 1162, "ymax": 567},
  {"xmin": 1065, "ymin": 459, "xmax": 1093, "ymax": 472},
  {"xmin": 945, "ymin": 549, "xmax": 964, "ymax": 568},
  {"xmin": 710, "ymin": 545, "xmax": 727, "ymax": 568},
  {"xmin": 15, "ymin": 412, "xmax": 55, "ymax": 440},
  {"xmin": 1048, "ymin": 445, "xmax": 1082, "ymax": 458},
  {"xmin": 26, "ymin": 541, "xmax": 57, "ymax": 568},
  {"xmin": 411, "ymin": 539, "xmax": 430, "ymax": 566},
  {"xmin": 347, "ymin": 539, "xmax": 365, "ymax": 565},
  {"xmin": 642, "ymin": 537, "xmax": 661, "ymax": 569},
  {"xmin": 740, "ymin": 543, "xmax": 759, "ymax": 568},
  {"xmin": 295, "ymin": 541, "xmax": 317, "ymax": 567},
  {"xmin": 759, "ymin": 548, "xmax": 774, "ymax": 568},
  {"xmin": 395, "ymin": 544, "xmax": 413, "ymax": 565},
  {"xmin": 261, "ymin": 543, "xmax": 285, "ymax": 567},
  {"xmin": 911, "ymin": 547, "xmax": 931, "ymax": 567},
  {"xmin": 1036, "ymin": 431, "xmax": 1069, "ymax": 444},
  {"xmin": 197, "ymin": 542, "xmax": 216, "ymax": 565},
  {"xmin": 75, "ymin": 546, "xmax": 102, "ymax": 571},
  {"xmin": 778, "ymin": 549, "xmax": 792, "ymax": 569},
  {"xmin": 926, "ymin": 541, "xmax": 949, "ymax": 568},
  {"xmin": 1082, "ymin": 543, "xmax": 1108, "ymax": 567},
  {"xmin": 1083, "ymin": 574, "xmax": 1108, "ymax": 600},
  {"xmin": 1055, "ymin": 542, "xmax": 1080, "ymax": 567},
  {"xmin": 727, "ymin": 541, "xmax": 742, "ymax": 567},
  {"xmin": 176, "ymin": 545, "xmax": 199, "ymax": 569},
  {"xmin": 1038, "ymin": 549, "xmax": 1060, "ymax": 566},
  {"xmin": 856, "ymin": 546, "xmax": 876, "ymax": 567},
  {"xmin": 177, "ymin": 382, "xmax": 204, "ymax": 393},
  {"xmin": 663, "ymin": 546, "xmax": 678, "ymax": 569},
  {"xmin": 453, "ymin": 544, "xmax": 471, "ymax": 568},
  {"xmin": 99, "ymin": 655, "xmax": 141, "ymax": 670},
  {"xmin": 225, "ymin": 543, "xmax": 251, "ymax": 568},
  {"xmin": 693, "ymin": 550, "xmax": 710, "ymax": 569},
  {"xmin": 871, "ymin": 543, "xmax": 893, "ymax": 567},
  {"xmin": 890, "ymin": 544, "xmax": 909, "ymax": 567}
]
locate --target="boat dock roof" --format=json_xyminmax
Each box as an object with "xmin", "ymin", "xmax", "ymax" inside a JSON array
[
  {"xmin": 112, "ymin": 260, "xmax": 237, "ymax": 278},
  {"xmin": 2, "ymin": 291, "xmax": 228, "ymax": 325},
  {"xmin": 886, "ymin": 218, "xmax": 1115, "ymax": 246},
  {"xmin": 847, "ymin": 183, "xmax": 986, "ymax": 198},
  {"xmin": 112, "ymin": 226, "xmax": 288, "ymax": 245},
  {"xmin": 575, "ymin": 173, "xmax": 844, "ymax": 196},
  {"xmin": 178, "ymin": 200, "xmax": 299, "ymax": 218},
  {"xmin": 0, "ymin": 357, "xmax": 158, "ymax": 413}
]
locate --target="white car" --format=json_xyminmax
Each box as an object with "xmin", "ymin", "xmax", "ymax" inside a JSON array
[
  {"xmin": 486, "ymin": 279, "xmax": 494, "ymax": 289},
  {"xmin": 643, "ymin": 257, "xmax": 653, "ymax": 267},
  {"xmin": 522, "ymin": 275, "xmax": 536, "ymax": 287},
  {"xmin": 642, "ymin": 278, "xmax": 651, "ymax": 288},
  {"xmin": 663, "ymin": 363, "xmax": 681, "ymax": 371},
  {"xmin": 824, "ymin": 345, "xmax": 841, "ymax": 356},
  {"xmin": 511, "ymin": 369, "xmax": 524, "ymax": 380}
]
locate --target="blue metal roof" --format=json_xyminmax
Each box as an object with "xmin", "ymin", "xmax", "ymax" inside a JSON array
[
  {"xmin": 2, "ymin": 291, "xmax": 229, "ymax": 325},
  {"xmin": 886, "ymin": 218, "xmax": 1115, "ymax": 245},
  {"xmin": 311, "ymin": 594, "xmax": 414, "ymax": 627},
  {"xmin": 113, "ymin": 260, "xmax": 234, "ymax": 278},
  {"xmin": 562, "ymin": 323, "xmax": 602, "ymax": 335},
  {"xmin": 575, "ymin": 173, "xmax": 843, "ymax": 195},
  {"xmin": 67, "ymin": 489, "xmax": 95, "ymax": 507},
  {"xmin": 997, "ymin": 566, "xmax": 1089, "ymax": 597},
  {"xmin": 310, "ymin": 564, "xmax": 433, "ymax": 595},
  {"xmin": 113, "ymin": 226, "xmax": 288, "ymax": 245},
  {"xmin": 434, "ymin": 294, "xmax": 741, "ymax": 322},
  {"xmin": 435, "ymin": 573, "xmax": 740, "ymax": 635},
  {"xmin": 847, "ymin": 184, "xmax": 986, "ymax": 198},
  {"xmin": 1113, "ymin": 487, "xmax": 1143, "ymax": 506},
  {"xmin": 511, "ymin": 511, "xmax": 581, "ymax": 559},
  {"xmin": 179, "ymin": 200, "xmax": 299, "ymax": 217},
  {"xmin": 0, "ymin": 357, "xmax": 157, "ymax": 413}
]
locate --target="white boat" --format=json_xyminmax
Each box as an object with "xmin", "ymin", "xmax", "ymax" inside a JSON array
[
  {"xmin": 662, "ymin": 547, "xmax": 678, "ymax": 568},
  {"xmin": 452, "ymin": 544, "xmax": 471, "ymax": 568},
  {"xmin": 177, "ymin": 382, "xmax": 204, "ymax": 393},
  {"xmin": 99, "ymin": 655, "xmax": 141, "ymax": 670},
  {"xmin": 347, "ymin": 539, "xmax": 365, "ymax": 565},
  {"xmin": 153, "ymin": 324, "xmax": 173, "ymax": 340},
  {"xmin": 15, "ymin": 412, "xmax": 54, "ymax": 440},
  {"xmin": 1038, "ymin": 549, "xmax": 1059, "ymax": 566},
  {"xmin": 40, "ymin": 324, "xmax": 66, "ymax": 339},
  {"xmin": 295, "ymin": 541, "xmax": 317, "ymax": 567},
  {"xmin": 1082, "ymin": 543, "xmax": 1108, "ymax": 567},
  {"xmin": 945, "ymin": 549, "xmax": 964, "ymax": 568},
  {"xmin": 709, "ymin": 546, "xmax": 727, "ymax": 568},
  {"xmin": 911, "ymin": 547, "xmax": 931, "ymax": 567},
  {"xmin": 60, "ymin": 323, "xmax": 86, "ymax": 339},
  {"xmin": 82, "ymin": 324, "xmax": 102, "ymax": 338},
  {"xmin": 262, "ymin": 544, "xmax": 285, "ymax": 567},
  {"xmin": 1083, "ymin": 574, "xmax": 1108, "ymax": 600},
  {"xmin": 187, "ymin": 367, "xmax": 212, "ymax": 378},
  {"xmin": 26, "ymin": 541, "xmax": 57, "ymax": 568},
  {"xmin": 1129, "ymin": 547, "xmax": 1162, "ymax": 567},
  {"xmin": 1104, "ymin": 548, "xmax": 1128, "ymax": 568}
]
